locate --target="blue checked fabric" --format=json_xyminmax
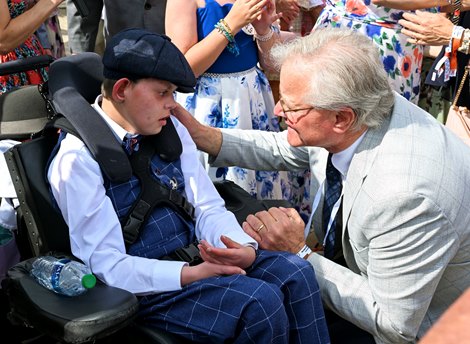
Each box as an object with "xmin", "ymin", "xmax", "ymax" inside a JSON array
[
  {"xmin": 122, "ymin": 133, "xmax": 142, "ymax": 155},
  {"xmin": 107, "ymin": 147, "xmax": 330, "ymax": 342},
  {"xmin": 106, "ymin": 152, "xmax": 196, "ymax": 259},
  {"xmin": 322, "ymin": 153, "xmax": 343, "ymax": 259},
  {"xmin": 139, "ymin": 250, "xmax": 330, "ymax": 343}
]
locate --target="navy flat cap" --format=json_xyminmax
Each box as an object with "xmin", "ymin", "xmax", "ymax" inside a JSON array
[{"xmin": 102, "ymin": 28, "xmax": 196, "ymax": 93}]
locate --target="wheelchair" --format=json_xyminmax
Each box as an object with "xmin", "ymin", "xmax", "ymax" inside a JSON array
[
  {"xmin": 1, "ymin": 53, "xmax": 292, "ymax": 343},
  {"xmin": 0, "ymin": 53, "xmax": 189, "ymax": 344}
]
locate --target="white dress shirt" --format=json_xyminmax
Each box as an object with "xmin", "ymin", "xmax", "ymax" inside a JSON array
[
  {"xmin": 305, "ymin": 130, "xmax": 367, "ymax": 238},
  {"xmin": 47, "ymin": 96, "xmax": 257, "ymax": 295}
]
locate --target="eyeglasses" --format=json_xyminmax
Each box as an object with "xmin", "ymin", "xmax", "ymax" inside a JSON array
[{"xmin": 279, "ymin": 98, "xmax": 315, "ymax": 119}]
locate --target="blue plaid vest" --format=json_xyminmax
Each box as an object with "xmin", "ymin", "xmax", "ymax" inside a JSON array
[{"xmin": 106, "ymin": 154, "xmax": 196, "ymax": 259}]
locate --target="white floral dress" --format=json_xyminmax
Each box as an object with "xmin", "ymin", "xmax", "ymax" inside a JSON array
[{"xmin": 176, "ymin": 0, "xmax": 312, "ymax": 220}]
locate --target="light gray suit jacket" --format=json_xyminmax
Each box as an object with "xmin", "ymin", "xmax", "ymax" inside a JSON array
[{"xmin": 211, "ymin": 93, "xmax": 470, "ymax": 343}]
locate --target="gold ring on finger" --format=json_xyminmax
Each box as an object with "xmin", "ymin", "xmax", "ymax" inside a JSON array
[{"xmin": 256, "ymin": 224, "xmax": 265, "ymax": 232}]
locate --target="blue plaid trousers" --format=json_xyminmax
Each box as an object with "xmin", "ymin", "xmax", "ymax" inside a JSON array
[
  {"xmin": 138, "ymin": 250, "xmax": 330, "ymax": 344},
  {"xmin": 106, "ymin": 153, "xmax": 329, "ymax": 343}
]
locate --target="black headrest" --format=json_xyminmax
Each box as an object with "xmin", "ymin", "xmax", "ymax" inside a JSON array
[
  {"xmin": 48, "ymin": 53, "xmax": 133, "ymax": 183},
  {"xmin": 48, "ymin": 52, "xmax": 103, "ymax": 104}
]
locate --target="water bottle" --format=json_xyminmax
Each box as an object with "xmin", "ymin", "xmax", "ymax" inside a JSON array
[{"xmin": 30, "ymin": 256, "xmax": 96, "ymax": 296}]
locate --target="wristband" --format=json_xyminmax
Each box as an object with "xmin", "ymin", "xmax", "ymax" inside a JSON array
[
  {"xmin": 296, "ymin": 244, "xmax": 313, "ymax": 259},
  {"xmin": 255, "ymin": 27, "xmax": 274, "ymax": 42},
  {"xmin": 450, "ymin": 25, "xmax": 464, "ymax": 75},
  {"xmin": 255, "ymin": 25, "xmax": 280, "ymax": 42},
  {"xmin": 458, "ymin": 29, "xmax": 470, "ymax": 55}
]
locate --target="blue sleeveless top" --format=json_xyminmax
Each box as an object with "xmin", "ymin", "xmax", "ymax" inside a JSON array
[{"xmin": 197, "ymin": 0, "xmax": 259, "ymax": 73}]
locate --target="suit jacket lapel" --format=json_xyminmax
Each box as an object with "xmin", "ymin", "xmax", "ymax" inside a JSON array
[{"xmin": 342, "ymin": 113, "xmax": 392, "ymax": 268}]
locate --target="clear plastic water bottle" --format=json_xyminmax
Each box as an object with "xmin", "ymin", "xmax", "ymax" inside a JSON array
[{"xmin": 30, "ymin": 256, "xmax": 96, "ymax": 297}]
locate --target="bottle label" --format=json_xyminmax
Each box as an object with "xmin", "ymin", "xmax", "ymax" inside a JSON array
[{"xmin": 50, "ymin": 258, "xmax": 71, "ymax": 291}]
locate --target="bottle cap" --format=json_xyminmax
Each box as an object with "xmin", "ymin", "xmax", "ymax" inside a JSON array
[{"xmin": 81, "ymin": 274, "xmax": 97, "ymax": 289}]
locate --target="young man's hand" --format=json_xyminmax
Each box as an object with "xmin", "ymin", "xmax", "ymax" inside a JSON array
[
  {"xmin": 180, "ymin": 261, "xmax": 247, "ymax": 286},
  {"xmin": 180, "ymin": 237, "xmax": 256, "ymax": 286},
  {"xmin": 198, "ymin": 236, "xmax": 256, "ymax": 269}
]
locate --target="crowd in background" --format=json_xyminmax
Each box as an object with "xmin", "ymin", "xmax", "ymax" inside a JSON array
[{"xmin": 2, "ymin": 0, "xmax": 469, "ymax": 125}]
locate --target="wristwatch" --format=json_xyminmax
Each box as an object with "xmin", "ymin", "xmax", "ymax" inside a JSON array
[{"xmin": 296, "ymin": 244, "xmax": 313, "ymax": 260}]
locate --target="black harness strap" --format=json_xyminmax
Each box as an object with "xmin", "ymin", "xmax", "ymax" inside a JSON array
[
  {"xmin": 48, "ymin": 116, "xmax": 195, "ymax": 247},
  {"xmin": 121, "ymin": 134, "xmax": 195, "ymax": 246}
]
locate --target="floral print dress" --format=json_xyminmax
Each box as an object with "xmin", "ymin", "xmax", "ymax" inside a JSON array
[
  {"xmin": 315, "ymin": 0, "xmax": 438, "ymax": 104},
  {"xmin": 0, "ymin": 0, "xmax": 48, "ymax": 95},
  {"xmin": 176, "ymin": 0, "xmax": 312, "ymax": 221}
]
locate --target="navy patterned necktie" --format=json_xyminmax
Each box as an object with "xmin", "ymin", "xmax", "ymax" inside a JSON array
[
  {"xmin": 322, "ymin": 153, "xmax": 343, "ymax": 259},
  {"xmin": 122, "ymin": 134, "xmax": 142, "ymax": 155}
]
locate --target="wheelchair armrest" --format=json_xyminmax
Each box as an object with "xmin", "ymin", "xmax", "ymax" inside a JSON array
[{"xmin": 3, "ymin": 259, "xmax": 139, "ymax": 344}]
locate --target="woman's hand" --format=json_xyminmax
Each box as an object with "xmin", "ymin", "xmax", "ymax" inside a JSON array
[
  {"xmin": 276, "ymin": 0, "xmax": 300, "ymax": 25},
  {"xmin": 224, "ymin": 0, "xmax": 269, "ymax": 33},
  {"xmin": 198, "ymin": 236, "xmax": 256, "ymax": 269},
  {"xmin": 399, "ymin": 10, "xmax": 454, "ymax": 46},
  {"xmin": 252, "ymin": 0, "xmax": 281, "ymax": 35}
]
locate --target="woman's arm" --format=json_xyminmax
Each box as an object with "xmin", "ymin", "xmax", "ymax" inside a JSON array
[
  {"xmin": 372, "ymin": 0, "xmax": 452, "ymax": 10},
  {"xmin": 251, "ymin": 0, "xmax": 287, "ymax": 72},
  {"xmin": 0, "ymin": 0, "xmax": 63, "ymax": 54},
  {"xmin": 373, "ymin": 0, "xmax": 470, "ymax": 11},
  {"xmin": 165, "ymin": 0, "xmax": 269, "ymax": 78}
]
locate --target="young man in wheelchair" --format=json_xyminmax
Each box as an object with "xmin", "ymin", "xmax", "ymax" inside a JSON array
[{"xmin": 46, "ymin": 28, "xmax": 330, "ymax": 344}]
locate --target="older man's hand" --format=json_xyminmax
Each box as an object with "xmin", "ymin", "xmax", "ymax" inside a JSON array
[
  {"xmin": 399, "ymin": 10, "xmax": 454, "ymax": 46},
  {"xmin": 242, "ymin": 206, "xmax": 305, "ymax": 253}
]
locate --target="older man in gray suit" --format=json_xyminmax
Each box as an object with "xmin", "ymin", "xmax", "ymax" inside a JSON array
[{"xmin": 172, "ymin": 28, "xmax": 470, "ymax": 343}]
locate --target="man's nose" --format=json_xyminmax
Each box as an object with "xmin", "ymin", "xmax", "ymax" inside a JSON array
[{"xmin": 274, "ymin": 101, "xmax": 285, "ymax": 118}]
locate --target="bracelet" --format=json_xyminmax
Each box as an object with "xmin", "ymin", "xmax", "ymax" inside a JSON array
[
  {"xmin": 255, "ymin": 28, "xmax": 274, "ymax": 42},
  {"xmin": 255, "ymin": 25, "xmax": 280, "ymax": 42},
  {"xmin": 215, "ymin": 20, "xmax": 234, "ymax": 43},
  {"xmin": 450, "ymin": 25, "xmax": 464, "ymax": 75},
  {"xmin": 458, "ymin": 29, "xmax": 470, "ymax": 54},
  {"xmin": 214, "ymin": 19, "xmax": 240, "ymax": 56},
  {"xmin": 296, "ymin": 244, "xmax": 313, "ymax": 260},
  {"xmin": 220, "ymin": 18, "xmax": 234, "ymax": 37}
]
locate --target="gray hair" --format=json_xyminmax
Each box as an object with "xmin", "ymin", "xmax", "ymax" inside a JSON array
[{"xmin": 271, "ymin": 28, "xmax": 395, "ymax": 130}]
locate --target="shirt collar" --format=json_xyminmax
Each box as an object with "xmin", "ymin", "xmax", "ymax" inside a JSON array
[
  {"xmin": 331, "ymin": 130, "xmax": 368, "ymax": 179},
  {"xmin": 91, "ymin": 95, "xmax": 132, "ymax": 143}
]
